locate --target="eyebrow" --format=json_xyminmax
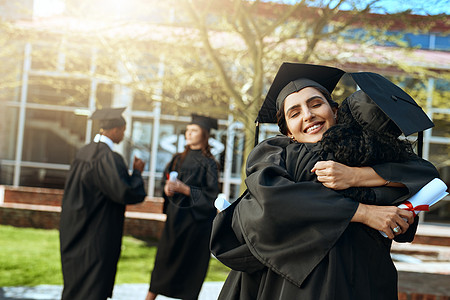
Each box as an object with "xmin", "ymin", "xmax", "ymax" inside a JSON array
[{"xmin": 285, "ymin": 96, "xmax": 325, "ymax": 115}]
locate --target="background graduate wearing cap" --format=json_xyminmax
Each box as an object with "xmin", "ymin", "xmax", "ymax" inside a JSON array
[
  {"xmin": 146, "ymin": 114, "xmax": 219, "ymax": 300},
  {"xmin": 59, "ymin": 107, "xmax": 146, "ymax": 300},
  {"xmin": 210, "ymin": 64, "xmax": 439, "ymax": 300}
]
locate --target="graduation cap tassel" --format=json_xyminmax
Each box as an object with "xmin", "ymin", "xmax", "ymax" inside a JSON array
[
  {"xmin": 254, "ymin": 122, "xmax": 260, "ymax": 147},
  {"xmin": 418, "ymin": 131, "xmax": 424, "ymax": 158}
]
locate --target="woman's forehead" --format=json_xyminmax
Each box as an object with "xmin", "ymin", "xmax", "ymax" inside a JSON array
[
  {"xmin": 186, "ymin": 124, "xmax": 202, "ymax": 130},
  {"xmin": 285, "ymin": 87, "xmax": 327, "ymax": 103}
]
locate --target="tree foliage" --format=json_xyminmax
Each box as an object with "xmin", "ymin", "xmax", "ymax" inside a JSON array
[{"xmin": 0, "ymin": 0, "xmax": 448, "ymax": 190}]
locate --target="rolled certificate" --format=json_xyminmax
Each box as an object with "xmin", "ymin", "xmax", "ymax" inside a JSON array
[
  {"xmin": 169, "ymin": 171, "xmax": 178, "ymax": 182},
  {"xmin": 215, "ymin": 193, "xmax": 231, "ymax": 212},
  {"xmin": 397, "ymin": 178, "xmax": 448, "ymax": 215},
  {"xmin": 380, "ymin": 178, "xmax": 449, "ymax": 238}
]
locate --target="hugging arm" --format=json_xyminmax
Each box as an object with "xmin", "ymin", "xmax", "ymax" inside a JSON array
[{"xmin": 313, "ymin": 155, "xmax": 439, "ymax": 199}]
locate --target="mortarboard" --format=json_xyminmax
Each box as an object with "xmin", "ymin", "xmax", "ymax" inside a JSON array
[
  {"xmin": 345, "ymin": 90, "xmax": 403, "ymax": 137},
  {"xmin": 90, "ymin": 107, "xmax": 127, "ymax": 130},
  {"xmin": 256, "ymin": 62, "xmax": 345, "ymax": 124},
  {"xmin": 255, "ymin": 63, "xmax": 433, "ymax": 156},
  {"xmin": 190, "ymin": 114, "xmax": 218, "ymax": 133},
  {"xmin": 348, "ymin": 72, "xmax": 434, "ymax": 137}
]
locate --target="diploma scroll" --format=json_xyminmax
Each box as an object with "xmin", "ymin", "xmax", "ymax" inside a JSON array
[
  {"xmin": 380, "ymin": 178, "xmax": 448, "ymax": 238},
  {"xmin": 169, "ymin": 171, "xmax": 178, "ymax": 182},
  {"xmin": 215, "ymin": 193, "xmax": 231, "ymax": 212}
]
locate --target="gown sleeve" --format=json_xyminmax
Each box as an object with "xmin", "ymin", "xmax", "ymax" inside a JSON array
[
  {"xmin": 210, "ymin": 191, "xmax": 266, "ymax": 273},
  {"xmin": 372, "ymin": 155, "xmax": 440, "ymax": 204},
  {"xmin": 86, "ymin": 150, "xmax": 146, "ymax": 205},
  {"xmin": 189, "ymin": 157, "xmax": 220, "ymax": 221},
  {"xmin": 163, "ymin": 152, "xmax": 219, "ymax": 221},
  {"xmin": 234, "ymin": 136, "xmax": 359, "ymax": 288},
  {"xmin": 370, "ymin": 155, "xmax": 439, "ymax": 242}
]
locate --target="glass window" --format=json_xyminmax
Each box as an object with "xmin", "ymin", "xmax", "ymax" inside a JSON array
[
  {"xmin": 0, "ymin": 165, "xmax": 14, "ymax": 186},
  {"xmin": 1, "ymin": 44, "xmax": 23, "ymax": 103},
  {"xmin": 404, "ymin": 33, "xmax": 430, "ymax": 49},
  {"xmin": 31, "ymin": 44, "xmax": 58, "ymax": 70},
  {"xmin": 128, "ymin": 120, "xmax": 152, "ymax": 172},
  {"xmin": 22, "ymin": 109, "xmax": 86, "ymax": 164},
  {"xmin": 64, "ymin": 46, "xmax": 91, "ymax": 73},
  {"xmin": 19, "ymin": 167, "xmax": 69, "ymax": 189},
  {"xmin": 431, "ymin": 113, "xmax": 450, "ymax": 138},
  {"xmin": 428, "ymin": 143, "xmax": 450, "ymax": 170},
  {"xmin": 96, "ymin": 83, "xmax": 113, "ymax": 108},
  {"xmin": 435, "ymin": 34, "xmax": 450, "ymax": 51},
  {"xmin": 0, "ymin": 106, "xmax": 19, "ymax": 161},
  {"xmin": 423, "ymin": 201, "xmax": 450, "ymax": 224},
  {"xmin": 27, "ymin": 76, "xmax": 90, "ymax": 107}
]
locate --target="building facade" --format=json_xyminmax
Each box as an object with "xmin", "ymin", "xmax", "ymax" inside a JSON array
[{"xmin": 1, "ymin": 0, "xmax": 449, "ymax": 223}]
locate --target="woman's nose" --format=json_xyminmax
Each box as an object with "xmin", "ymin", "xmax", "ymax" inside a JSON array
[{"xmin": 303, "ymin": 109, "xmax": 314, "ymax": 121}]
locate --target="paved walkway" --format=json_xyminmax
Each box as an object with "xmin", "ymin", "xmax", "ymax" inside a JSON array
[{"xmin": 0, "ymin": 282, "xmax": 224, "ymax": 300}]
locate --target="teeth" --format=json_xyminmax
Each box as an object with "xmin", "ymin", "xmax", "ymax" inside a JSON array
[{"xmin": 306, "ymin": 124, "xmax": 321, "ymax": 133}]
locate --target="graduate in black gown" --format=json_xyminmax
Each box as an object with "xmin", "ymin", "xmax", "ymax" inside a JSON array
[
  {"xmin": 210, "ymin": 64, "xmax": 439, "ymax": 300},
  {"xmin": 59, "ymin": 107, "xmax": 147, "ymax": 300},
  {"xmin": 146, "ymin": 114, "xmax": 220, "ymax": 300}
]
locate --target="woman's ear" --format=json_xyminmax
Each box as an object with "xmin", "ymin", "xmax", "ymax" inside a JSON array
[{"xmin": 332, "ymin": 106, "xmax": 338, "ymax": 119}]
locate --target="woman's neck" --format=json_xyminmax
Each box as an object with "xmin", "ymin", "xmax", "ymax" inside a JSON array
[{"xmin": 189, "ymin": 145, "xmax": 202, "ymax": 150}]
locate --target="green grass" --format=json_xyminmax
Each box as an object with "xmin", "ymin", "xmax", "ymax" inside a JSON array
[{"xmin": 0, "ymin": 225, "xmax": 230, "ymax": 286}]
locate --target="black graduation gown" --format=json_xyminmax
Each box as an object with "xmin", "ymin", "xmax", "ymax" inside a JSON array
[
  {"xmin": 150, "ymin": 149, "xmax": 219, "ymax": 300},
  {"xmin": 211, "ymin": 135, "xmax": 439, "ymax": 300},
  {"xmin": 59, "ymin": 141, "xmax": 146, "ymax": 300}
]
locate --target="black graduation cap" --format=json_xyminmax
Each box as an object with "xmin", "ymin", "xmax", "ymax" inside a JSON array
[
  {"xmin": 190, "ymin": 114, "xmax": 218, "ymax": 133},
  {"xmin": 345, "ymin": 90, "xmax": 403, "ymax": 137},
  {"xmin": 90, "ymin": 107, "xmax": 126, "ymax": 130},
  {"xmin": 348, "ymin": 72, "xmax": 434, "ymax": 137},
  {"xmin": 256, "ymin": 62, "xmax": 346, "ymax": 124}
]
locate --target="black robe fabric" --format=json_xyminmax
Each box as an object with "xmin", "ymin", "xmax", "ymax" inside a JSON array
[
  {"xmin": 59, "ymin": 141, "xmax": 146, "ymax": 300},
  {"xmin": 211, "ymin": 135, "xmax": 439, "ymax": 300},
  {"xmin": 150, "ymin": 149, "xmax": 219, "ymax": 300}
]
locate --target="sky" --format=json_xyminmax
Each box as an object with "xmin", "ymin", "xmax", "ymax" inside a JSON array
[
  {"xmin": 276, "ymin": 0, "xmax": 450, "ymax": 16},
  {"xmin": 346, "ymin": 0, "xmax": 450, "ymax": 15},
  {"xmin": 33, "ymin": 0, "xmax": 449, "ymax": 18}
]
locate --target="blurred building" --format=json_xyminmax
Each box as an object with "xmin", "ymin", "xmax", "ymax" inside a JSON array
[{"xmin": 0, "ymin": 0, "xmax": 449, "ymax": 224}]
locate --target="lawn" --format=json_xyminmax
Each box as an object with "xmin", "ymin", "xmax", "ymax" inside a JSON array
[{"xmin": 0, "ymin": 225, "xmax": 230, "ymax": 286}]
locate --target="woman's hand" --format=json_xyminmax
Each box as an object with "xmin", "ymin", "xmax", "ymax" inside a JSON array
[
  {"xmin": 312, "ymin": 160, "xmax": 404, "ymax": 190},
  {"xmin": 164, "ymin": 179, "xmax": 191, "ymax": 196},
  {"xmin": 351, "ymin": 203, "xmax": 414, "ymax": 239},
  {"xmin": 311, "ymin": 161, "xmax": 356, "ymax": 190}
]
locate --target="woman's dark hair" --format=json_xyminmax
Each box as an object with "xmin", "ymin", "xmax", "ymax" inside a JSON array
[
  {"xmin": 276, "ymin": 104, "xmax": 289, "ymax": 136},
  {"xmin": 319, "ymin": 98, "xmax": 414, "ymax": 166}
]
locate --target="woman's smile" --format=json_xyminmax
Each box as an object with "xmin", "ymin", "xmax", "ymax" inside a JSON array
[{"xmin": 304, "ymin": 122, "xmax": 324, "ymax": 134}]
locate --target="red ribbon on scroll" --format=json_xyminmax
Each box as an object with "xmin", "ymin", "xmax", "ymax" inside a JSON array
[{"xmin": 401, "ymin": 200, "xmax": 430, "ymax": 217}]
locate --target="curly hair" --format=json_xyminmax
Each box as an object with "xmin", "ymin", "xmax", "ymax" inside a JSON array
[
  {"xmin": 319, "ymin": 98, "xmax": 414, "ymax": 167},
  {"xmin": 318, "ymin": 98, "xmax": 414, "ymax": 205}
]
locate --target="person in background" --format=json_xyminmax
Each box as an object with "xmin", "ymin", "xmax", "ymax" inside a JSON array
[
  {"xmin": 146, "ymin": 114, "xmax": 220, "ymax": 300},
  {"xmin": 60, "ymin": 107, "xmax": 146, "ymax": 300}
]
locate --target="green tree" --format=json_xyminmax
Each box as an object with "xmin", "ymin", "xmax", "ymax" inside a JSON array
[
  {"xmin": 1, "ymin": 0, "xmax": 448, "ymax": 191},
  {"xmin": 161, "ymin": 0, "xmax": 449, "ymax": 190}
]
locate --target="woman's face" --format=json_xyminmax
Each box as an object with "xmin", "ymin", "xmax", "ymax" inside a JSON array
[
  {"xmin": 185, "ymin": 124, "xmax": 205, "ymax": 149},
  {"xmin": 283, "ymin": 87, "xmax": 337, "ymax": 143}
]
